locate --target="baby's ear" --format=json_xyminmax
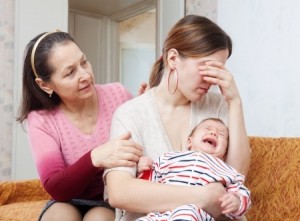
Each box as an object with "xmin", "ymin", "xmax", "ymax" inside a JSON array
[{"xmin": 187, "ymin": 137, "xmax": 192, "ymax": 150}]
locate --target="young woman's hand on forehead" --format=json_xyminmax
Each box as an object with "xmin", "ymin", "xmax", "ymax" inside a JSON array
[{"xmin": 199, "ymin": 61, "xmax": 241, "ymax": 104}]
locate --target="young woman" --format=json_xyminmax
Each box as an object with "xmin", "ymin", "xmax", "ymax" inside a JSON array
[{"xmin": 105, "ymin": 15, "xmax": 251, "ymax": 221}]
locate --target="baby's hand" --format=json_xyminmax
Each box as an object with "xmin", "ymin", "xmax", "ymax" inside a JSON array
[
  {"xmin": 137, "ymin": 156, "xmax": 153, "ymax": 174},
  {"xmin": 219, "ymin": 192, "xmax": 240, "ymax": 215}
]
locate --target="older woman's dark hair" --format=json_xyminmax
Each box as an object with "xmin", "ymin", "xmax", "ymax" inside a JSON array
[{"xmin": 17, "ymin": 32, "xmax": 76, "ymax": 122}]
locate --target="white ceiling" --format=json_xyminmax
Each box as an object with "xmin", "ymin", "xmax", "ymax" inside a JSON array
[{"xmin": 69, "ymin": 0, "xmax": 154, "ymax": 17}]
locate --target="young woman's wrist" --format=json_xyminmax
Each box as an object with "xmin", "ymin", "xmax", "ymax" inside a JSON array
[{"xmin": 228, "ymin": 96, "xmax": 242, "ymax": 107}]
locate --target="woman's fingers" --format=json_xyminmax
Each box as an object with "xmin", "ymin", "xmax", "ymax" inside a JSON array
[
  {"xmin": 107, "ymin": 152, "xmax": 140, "ymax": 168},
  {"xmin": 199, "ymin": 63, "xmax": 240, "ymax": 102},
  {"xmin": 114, "ymin": 131, "xmax": 132, "ymax": 140},
  {"xmin": 137, "ymin": 82, "xmax": 149, "ymax": 95},
  {"xmin": 199, "ymin": 64, "xmax": 228, "ymax": 82},
  {"xmin": 111, "ymin": 133, "xmax": 144, "ymax": 159},
  {"xmin": 114, "ymin": 132, "xmax": 143, "ymax": 152},
  {"xmin": 91, "ymin": 132, "xmax": 143, "ymax": 168},
  {"xmin": 96, "ymin": 150, "xmax": 140, "ymax": 168},
  {"xmin": 107, "ymin": 142, "xmax": 143, "ymax": 162},
  {"xmin": 119, "ymin": 148, "xmax": 142, "ymax": 161}
]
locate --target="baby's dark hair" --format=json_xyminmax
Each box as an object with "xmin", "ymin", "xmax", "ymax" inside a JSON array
[
  {"xmin": 189, "ymin": 118, "xmax": 227, "ymax": 137},
  {"xmin": 188, "ymin": 118, "xmax": 229, "ymax": 158}
]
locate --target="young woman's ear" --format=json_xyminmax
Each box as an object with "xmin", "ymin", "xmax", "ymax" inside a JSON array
[
  {"xmin": 167, "ymin": 48, "xmax": 180, "ymax": 69},
  {"xmin": 35, "ymin": 78, "xmax": 53, "ymax": 96}
]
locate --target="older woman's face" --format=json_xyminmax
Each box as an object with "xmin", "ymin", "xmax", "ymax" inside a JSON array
[
  {"xmin": 46, "ymin": 41, "xmax": 95, "ymax": 102},
  {"xmin": 177, "ymin": 49, "xmax": 229, "ymax": 102}
]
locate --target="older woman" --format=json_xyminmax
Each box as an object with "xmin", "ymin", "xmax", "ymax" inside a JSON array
[{"xmin": 17, "ymin": 31, "xmax": 143, "ymax": 221}]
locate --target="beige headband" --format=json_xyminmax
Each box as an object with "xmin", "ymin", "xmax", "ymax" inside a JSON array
[{"xmin": 30, "ymin": 31, "xmax": 58, "ymax": 78}]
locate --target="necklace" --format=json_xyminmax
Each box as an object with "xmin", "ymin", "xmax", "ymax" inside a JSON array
[
  {"xmin": 60, "ymin": 92, "xmax": 97, "ymax": 136},
  {"xmin": 86, "ymin": 92, "xmax": 97, "ymax": 136}
]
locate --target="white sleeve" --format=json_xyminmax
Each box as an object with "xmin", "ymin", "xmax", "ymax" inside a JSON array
[{"xmin": 103, "ymin": 107, "xmax": 137, "ymax": 179}]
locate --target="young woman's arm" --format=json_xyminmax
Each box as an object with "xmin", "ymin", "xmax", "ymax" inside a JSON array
[
  {"xmin": 200, "ymin": 60, "xmax": 251, "ymax": 176},
  {"xmin": 106, "ymin": 170, "xmax": 226, "ymax": 218},
  {"xmin": 227, "ymin": 98, "xmax": 251, "ymax": 176}
]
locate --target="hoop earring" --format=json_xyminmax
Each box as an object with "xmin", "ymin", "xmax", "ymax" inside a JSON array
[{"xmin": 167, "ymin": 68, "xmax": 178, "ymax": 95}]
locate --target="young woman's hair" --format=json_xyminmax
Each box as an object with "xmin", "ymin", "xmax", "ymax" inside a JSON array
[
  {"xmin": 149, "ymin": 15, "xmax": 232, "ymax": 88},
  {"xmin": 17, "ymin": 31, "xmax": 76, "ymax": 122}
]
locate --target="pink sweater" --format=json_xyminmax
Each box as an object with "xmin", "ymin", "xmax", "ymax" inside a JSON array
[{"xmin": 27, "ymin": 83, "xmax": 132, "ymax": 201}]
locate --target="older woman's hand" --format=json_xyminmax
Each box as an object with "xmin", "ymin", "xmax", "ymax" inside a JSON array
[
  {"xmin": 137, "ymin": 82, "xmax": 149, "ymax": 95},
  {"xmin": 91, "ymin": 132, "xmax": 143, "ymax": 168}
]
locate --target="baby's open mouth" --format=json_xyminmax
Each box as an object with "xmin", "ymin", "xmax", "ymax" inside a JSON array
[{"xmin": 203, "ymin": 138, "xmax": 217, "ymax": 147}]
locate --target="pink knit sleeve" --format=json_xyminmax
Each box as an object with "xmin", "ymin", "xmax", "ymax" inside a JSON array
[
  {"xmin": 27, "ymin": 112, "xmax": 99, "ymax": 201},
  {"xmin": 27, "ymin": 83, "xmax": 132, "ymax": 201}
]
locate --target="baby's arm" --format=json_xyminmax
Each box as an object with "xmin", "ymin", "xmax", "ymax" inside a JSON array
[
  {"xmin": 216, "ymin": 162, "xmax": 251, "ymax": 219},
  {"xmin": 220, "ymin": 177, "xmax": 251, "ymax": 219},
  {"xmin": 219, "ymin": 192, "xmax": 240, "ymax": 215},
  {"xmin": 137, "ymin": 156, "xmax": 153, "ymax": 178}
]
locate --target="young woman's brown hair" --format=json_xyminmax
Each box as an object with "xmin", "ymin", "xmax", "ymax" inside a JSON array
[{"xmin": 149, "ymin": 15, "xmax": 232, "ymax": 88}]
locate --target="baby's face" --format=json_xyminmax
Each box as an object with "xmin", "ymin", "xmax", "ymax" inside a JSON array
[{"xmin": 188, "ymin": 119, "xmax": 229, "ymax": 159}]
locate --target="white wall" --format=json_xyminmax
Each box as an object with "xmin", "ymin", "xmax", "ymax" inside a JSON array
[
  {"xmin": 156, "ymin": 0, "xmax": 185, "ymax": 56},
  {"xmin": 12, "ymin": 0, "xmax": 68, "ymax": 179},
  {"xmin": 216, "ymin": 1, "xmax": 300, "ymax": 137}
]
